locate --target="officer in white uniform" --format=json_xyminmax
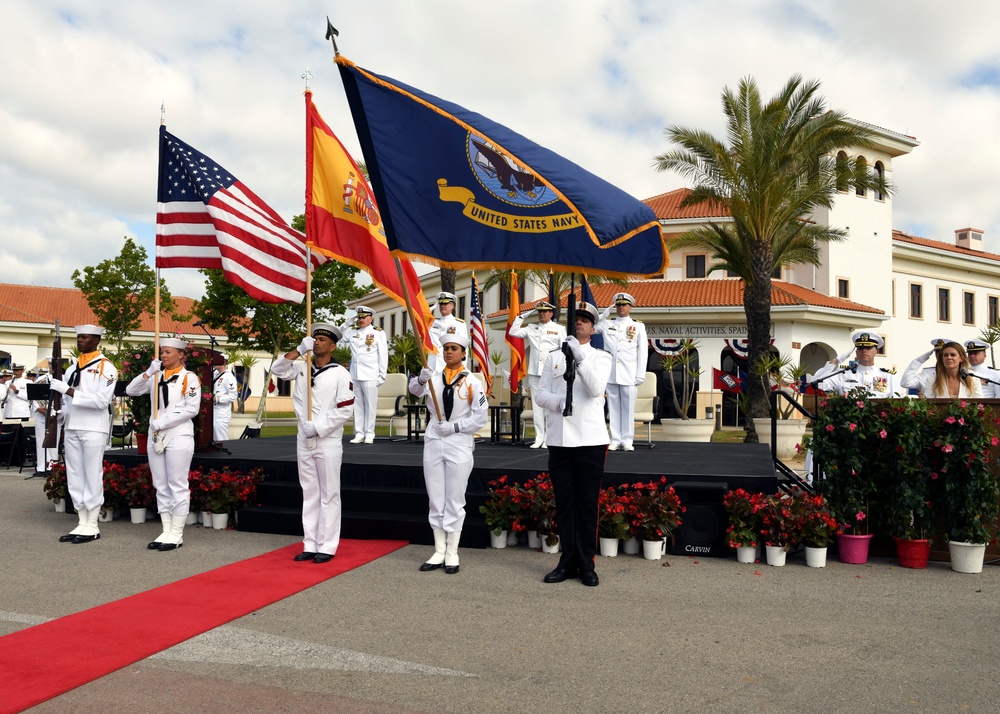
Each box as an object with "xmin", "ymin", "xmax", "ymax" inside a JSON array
[
  {"xmin": 211, "ymin": 354, "xmax": 239, "ymax": 441},
  {"xmin": 4, "ymin": 365, "xmax": 31, "ymax": 420},
  {"xmin": 596, "ymin": 292, "xmax": 648, "ymax": 451},
  {"xmin": 964, "ymin": 339, "xmax": 999, "ymax": 398},
  {"xmin": 535, "ymin": 301, "xmax": 612, "ymax": 587},
  {"xmin": 508, "ymin": 300, "xmax": 566, "ymax": 448},
  {"xmin": 428, "ymin": 292, "xmax": 469, "ymax": 372},
  {"xmin": 341, "ymin": 306, "xmax": 388, "ymax": 444},
  {"xmin": 48, "ymin": 325, "xmax": 118, "ymax": 544},
  {"xmin": 271, "ymin": 323, "xmax": 355, "ymax": 563},
  {"xmin": 126, "ymin": 337, "xmax": 202, "ymax": 551},
  {"xmin": 810, "ymin": 331, "xmax": 904, "ymax": 398},
  {"xmin": 30, "ymin": 369, "xmax": 54, "ymax": 476},
  {"xmin": 0, "ymin": 371, "xmax": 9, "ymax": 412},
  {"xmin": 409, "ymin": 333, "xmax": 488, "ymax": 574}
]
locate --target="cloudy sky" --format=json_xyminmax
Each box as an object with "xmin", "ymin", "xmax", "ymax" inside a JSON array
[{"xmin": 2, "ymin": 1, "xmax": 999, "ymax": 300}]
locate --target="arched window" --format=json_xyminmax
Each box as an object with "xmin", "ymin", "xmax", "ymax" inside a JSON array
[
  {"xmin": 874, "ymin": 161, "xmax": 885, "ymax": 201},
  {"xmin": 855, "ymin": 156, "xmax": 868, "ymax": 197},
  {"xmin": 835, "ymin": 151, "xmax": 849, "ymax": 192}
]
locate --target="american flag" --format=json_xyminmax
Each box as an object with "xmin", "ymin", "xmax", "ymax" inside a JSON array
[
  {"xmin": 469, "ymin": 273, "xmax": 492, "ymax": 396},
  {"xmin": 156, "ymin": 126, "xmax": 320, "ymax": 303}
]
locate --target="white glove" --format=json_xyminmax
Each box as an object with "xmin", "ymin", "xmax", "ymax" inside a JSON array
[
  {"xmin": 150, "ymin": 419, "xmax": 163, "ymax": 432},
  {"xmin": 145, "ymin": 359, "xmax": 162, "ymax": 377},
  {"xmin": 418, "ymin": 367, "xmax": 433, "ymax": 384},
  {"xmin": 522, "ymin": 309, "xmax": 537, "ymax": 318},
  {"xmin": 301, "ymin": 422, "xmax": 318, "ymax": 438},
  {"xmin": 49, "ymin": 379, "xmax": 69, "ymax": 394},
  {"xmin": 835, "ymin": 350, "xmax": 854, "ymax": 365},
  {"xmin": 433, "ymin": 421, "xmax": 454, "ymax": 437},
  {"xmin": 634, "ymin": 377, "xmax": 644, "ymax": 387},
  {"xmin": 297, "ymin": 336, "xmax": 315, "ymax": 354},
  {"xmin": 600, "ymin": 304, "xmax": 613, "ymax": 321},
  {"xmin": 565, "ymin": 336, "xmax": 586, "ymax": 363},
  {"xmin": 917, "ymin": 349, "xmax": 934, "ymax": 363},
  {"xmin": 377, "ymin": 376, "xmax": 386, "ymax": 387}
]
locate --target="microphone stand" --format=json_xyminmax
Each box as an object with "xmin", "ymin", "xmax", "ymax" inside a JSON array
[
  {"xmin": 962, "ymin": 369, "xmax": 1000, "ymax": 390},
  {"xmin": 806, "ymin": 363, "xmax": 857, "ymax": 484}
]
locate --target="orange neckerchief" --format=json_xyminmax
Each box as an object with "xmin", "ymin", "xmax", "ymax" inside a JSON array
[
  {"xmin": 443, "ymin": 366, "xmax": 463, "ymax": 384},
  {"xmin": 77, "ymin": 351, "xmax": 100, "ymax": 369},
  {"xmin": 163, "ymin": 366, "xmax": 183, "ymax": 380}
]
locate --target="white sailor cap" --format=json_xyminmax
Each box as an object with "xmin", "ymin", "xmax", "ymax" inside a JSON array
[
  {"xmin": 931, "ymin": 337, "xmax": 955, "ymax": 351},
  {"xmin": 312, "ymin": 323, "xmax": 343, "ymax": 341},
  {"xmin": 355, "ymin": 305, "xmax": 375, "ymax": 317},
  {"xmin": 11, "ymin": 364, "xmax": 24, "ymax": 370},
  {"xmin": 536, "ymin": 300, "xmax": 556, "ymax": 311},
  {"xmin": 851, "ymin": 331, "xmax": 883, "ymax": 349},
  {"xmin": 965, "ymin": 339, "xmax": 989, "ymax": 353},
  {"xmin": 74, "ymin": 324, "xmax": 105, "ymax": 337},
  {"xmin": 576, "ymin": 302, "xmax": 599, "ymax": 323},
  {"xmin": 614, "ymin": 292, "xmax": 635, "ymax": 306},
  {"xmin": 440, "ymin": 333, "xmax": 469, "ymax": 349},
  {"xmin": 436, "ymin": 292, "xmax": 457, "ymax": 304},
  {"xmin": 160, "ymin": 338, "xmax": 189, "ymax": 351}
]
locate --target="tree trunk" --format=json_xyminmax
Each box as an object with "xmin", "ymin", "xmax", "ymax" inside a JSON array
[
  {"xmin": 743, "ymin": 249, "xmax": 774, "ymax": 444},
  {"xmin": 440, "ymin": 268, "xmax": 457, "ymax": 296}
]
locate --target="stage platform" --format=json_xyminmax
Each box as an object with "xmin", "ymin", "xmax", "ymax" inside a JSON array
[{"xmin": 103, "ymin": 436, "xmax": 778, "ymax": 550}]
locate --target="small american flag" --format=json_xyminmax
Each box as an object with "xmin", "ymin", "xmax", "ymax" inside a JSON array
[
  {"xmin": 156, "ymin": 126, "xmax": 321, "ymax": 303},
  {"xmin": 469, "ymin": 273, "xmax": 492, "ymax": 396}
]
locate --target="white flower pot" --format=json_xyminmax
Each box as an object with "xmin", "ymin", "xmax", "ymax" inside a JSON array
[
  {"xmin": 185, "ymin": 512, "xmax": 198, "ymax": 525},
  {"xmin": 736, "ymin": 545, "xmax": 757, "ymax": 563},
  {"xmin": 129, "ymin": 507, "xmax": 147, "ymax": 524},
  {"xmin": 53, "ymin": 498, "xmax": 66, "ymax": 513},
  {"xmin": 489, "ymin": 530, "xmax": 508, "ymax": 548},
  {"xmin": 540, "ymin": 535, "xmax": 560, "ymax": 553},
  {"xmin": 506, "ymin": 531, "xmax": 519, "ymax": 546},
  {"xmin": 201, "ymin": 511, "xmax": 212, "ymax": 525},
  {"xmin": 805, "ymin": 546, "xmax": 827, "ymax": 568},
  {"xmin": 660, "ymin": 418, "xmax": 715, "ymax": 443},
  {"xmin": 599, "ymin": 537, "xmax": 619, "ymax": 557},
  {"xmin": 98, "ymin": 507, "xmax": 113, "ymax": 523},
  {"xmin": 211, "ymin": 512, "xmax": 229, "ymax": 530},
  {"xmin": 948, "ymin": 541, "xmax": 987, "ymax": 574},
  {"xmin": 765, "ymin": 545, "xmax": 787, "ymax": 567},
  {"xmin": 622, "ymin": 536, "xmax": 640, "ymax": 555},
  {"xmin": 753, "ymin": 418, "xmax": 808, "ymax": 460},
  {"xmin": 642, "ymin": 539, "xmax": 664, "ymax": 561},
  {"xmin": 527, "ymin": 530, "xmax": 541, "ymax": 548}
]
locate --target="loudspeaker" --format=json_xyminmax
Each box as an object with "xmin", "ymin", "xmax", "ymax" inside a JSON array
[{"xmin": 670, "ymin": 480, "xmax": 729, "ymax": 558}]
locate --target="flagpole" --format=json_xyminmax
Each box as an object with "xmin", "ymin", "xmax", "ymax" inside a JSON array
[
  {"xmin": 393, "ymin": 257, "xmax": 442, "ymax": 421},
  {"xmin": 152, "ymin": 267, "xmax": 161, "ymax": 428},
  {"xmin": 305, "ymin": 246, "xmax": 313, "ymax": 419}
]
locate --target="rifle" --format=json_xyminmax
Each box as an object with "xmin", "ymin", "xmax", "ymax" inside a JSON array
[
  {"xmin": 562, "ymin": 290, "xmax": 576, "ymax": 417},
  {"xmin": 42, "ymin": 320, "xmax": 62, "ymax": 449}
]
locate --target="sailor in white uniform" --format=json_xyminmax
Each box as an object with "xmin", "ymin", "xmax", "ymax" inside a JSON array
[
  {"xmin": 31, "ymin": 369, "xmax": 56, "ymax": 475},
  {"xmin": 4, "ymin": 364, "xmax": 31, "ymax": 420},
  {"xmin": 341, "ymin": 306, "xmax": 388, "ymax": 444},
  {"xmin": 126, "ymin": 337, "xmax": 202, "ymax": 551},
  {"xmin": 428, "ymin": 292, "xmax": 469, "ymax": 372},
  {"xmin": 810, "ymin": 331, "xmax": 904, "ymax": 398},
  {"xmin": 409, "ymin": 333, "xmax": 488, "ymax": 575},
  {"xmin": 507, "ymin": 300, "xmax": 566, "ymax": 448},
  {"xmin": 271, "ymin": 323, "xmax": 355, "ymax": 564},
  {"xmin": 596, "ymin": 292, "xmax": 648, "ymax": 451},
  {"xmin": 964, "ymin": 339, "xmax": 1000, "ymax": 398},
  {"xmin": 212, "ymin": 354, "xmax": 239, "ymax": 442},
  {"xmin": 48, "ymin": 325, "xmax": 118, "ymax": 544}
]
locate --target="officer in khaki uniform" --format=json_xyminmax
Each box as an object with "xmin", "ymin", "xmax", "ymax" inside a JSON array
[
  {"xmin": 341, "ymin": 306, "xmax": 388, "ymax": 444},
  {"xmin": 596, "ymin": 292, "xmax": 648, "ymax": 451},
  {"xmin": 507, "ymin": 300, "xmax": 566, "ymax": 448}
]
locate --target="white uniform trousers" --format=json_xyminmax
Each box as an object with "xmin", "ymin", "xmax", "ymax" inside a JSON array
[
  {"xmin": 527, "ymin": 374, "xmax": 548, "ymax": 444},
  {"xmin": 213, "ymin": 408, "xmax": 232, "ymax": 442},
  {"xmin": 353, "ymin": 380, "xmax": 378, "ymax": 439},
  {"xmin": 147, "ymin": 433, "xmax": 194, "ymax": 516},
  {"xmin": 64, "ymin": 430, "xmax": 107, "ymax": 511},
  {"xmin": 33, "ymin": 414, "xmax": 58, "ymax": 472},
  {"xmin": 297, "ymin": 434, "xmax": 343, "ymax": 555},
  {"xmin": 422, "ymin": 434, "xmax": 475, "ymax": 532},
  {"xmin": 606, "ymin": 383, "xmax": 637, "ymax": 446}
]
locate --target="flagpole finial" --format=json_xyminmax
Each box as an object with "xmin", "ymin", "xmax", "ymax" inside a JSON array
[
  {"xmin": 325, "ymin": 18, "xmax": 340, "ymax": 56},
  {"xmin": 302, "ymin": 68, "xmax": 313, "ymax": 91},
  {"xmin": 160, "ymin": 101, "xmax": 165, "ymax": 126}
]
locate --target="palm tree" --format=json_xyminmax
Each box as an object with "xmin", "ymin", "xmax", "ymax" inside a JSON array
[{"xmin": 653, "ymin": 75, "xmax": 890, "ymax": 441}]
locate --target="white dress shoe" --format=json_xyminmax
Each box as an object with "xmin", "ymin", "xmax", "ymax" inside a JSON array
[
  {"xmin": 608, "ymin": 442, "xmax": 620, "ymax": 451},
  {"xmin": 530, "ymin": 441, "xmax": 542, "ymax": 449},
  {"xmin": 349, "ymin": 435, "xmax": 364, "ymax": 444},
  {"xmin": 364, "ymin": 435, "xmax": 374, "ymax": 444},
  {"xmin": 623, "ymin": 443, "xmax": 635, "ymax": 452}
]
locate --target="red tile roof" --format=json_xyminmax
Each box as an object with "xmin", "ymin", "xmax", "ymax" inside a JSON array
[
  {"xmin": 643, "ymin": 188, "xmax": 729, "ymax": 221},
  {"xmin": 0, "ymin": 284, "xmax": 224, "ymax": 336},
  {"xmin": 488, "ymin": 278, "xmax": 882, "ymax": 317},
  {"xmin": 892, "ymin": 230, "xmax": 1000, "ymax": 263}
]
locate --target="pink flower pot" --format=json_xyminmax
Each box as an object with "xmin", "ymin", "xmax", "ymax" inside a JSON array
[{"xmin": 836, "ymin": 533, "xmax": 873, "ymax": 564}]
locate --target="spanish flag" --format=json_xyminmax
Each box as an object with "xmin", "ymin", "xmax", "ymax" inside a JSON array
[
  {"xmin": 305, "ymin": 91, "xmax": 435, "ymax": 356},
  {"xmin": 505, "ymin": 272, "xmax": 527, "ymax": 394}
]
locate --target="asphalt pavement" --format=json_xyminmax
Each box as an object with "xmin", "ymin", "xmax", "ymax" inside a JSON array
[{"xmin": 3, "ymin": 462, "xmax": 1000, "ymax": 714}]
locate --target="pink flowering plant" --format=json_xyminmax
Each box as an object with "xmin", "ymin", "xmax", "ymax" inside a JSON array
[
  {"xmin": 117, "ymin": 342, "xmax": 156, "ymax": 432},
  {"xmin": 722, "ymin": 488, "xmax": 762, "ymax": 549}
]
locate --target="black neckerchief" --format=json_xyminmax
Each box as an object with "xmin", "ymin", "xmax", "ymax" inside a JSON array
[
  {"xmin": 310, "ymin": 361, "xmax": 338, "ymax": 387},
  {"xmin": 67, "ymin": 357, "xmax": 103, "ymax": 388},
  {"xmin": 159, "ymin": 373, "xmax": 179, "ymax": 407},
  {"xmin": 441, "ymin": 370, "xmax": 467, "ymax": 421}
]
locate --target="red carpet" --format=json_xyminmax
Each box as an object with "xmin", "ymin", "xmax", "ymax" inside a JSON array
[{"xmin": 0, "ymin": 539, "xmax": 406, "ymax": 714}]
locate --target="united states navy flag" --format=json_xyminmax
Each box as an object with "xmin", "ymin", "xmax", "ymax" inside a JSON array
[{"xmin": 337, "ymin": 57, "xmax": 667, "ymax": 277}]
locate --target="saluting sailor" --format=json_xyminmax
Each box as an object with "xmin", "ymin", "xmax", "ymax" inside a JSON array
[
  {"xmin": 4, "ymin": 364, "xmax": 31, "ymax": 420},
  {"xmin": 126, "ymin": 337, "xmax": 202, "ymax": 551},
  {"xmin": 212, "ymin": 354, "xmax": 239, "ymax": 442},
  {"xmin": 508, "ymin": 300, "xmax": 566, "ymax": 448},
  {"xmin": 341, "ymin": 306, "xmax": 388, "ymax": 444},
  {"xmin": 409, "ymin": 333, "xmax": 488, "ymax": 575},
  {"xmin": 596, "ymin": 292, "xmax": 648, "ymax": 451},
  {"xmin": 428, "ymin": 292, "xmax": 469, "ymax": 372},
  {"xmin": 964, "ymin": 339, "xmax": 999, "ymax": 398},
  {"xmin": 271, "ymin": 323, "xmax": 355, "ymax": 564},
  {"xmin": 810, "ymin": 331, "xmax": 904, "ymax": 398},
  {"xmin": 47, "ymin": 325, "xmax": 118, "ymax": 544}
]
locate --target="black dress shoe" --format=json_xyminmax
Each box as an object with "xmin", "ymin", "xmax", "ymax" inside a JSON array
[
  {"xmin": 294, "ymin": 551, "xmax": 317, "ymax": 562},
  {"xmin": 313, "ymin": 553, "xmax": 334, "ymax": 564},
  {"xmin": 157, "ymin": 542, "xmax": 182, "ymax": 551},
  {"xmin": 543, "ymin": 567, "xmax": 578, "ymax": 584},
  {"xmin": 58, "ymin": 533, "xmax": 77, "ymax": 543},
  {"xmin": 580, "ymin": 570, "xmax": 600, "ymax": 587},
  {"xmin": 71, "ymin": 533, "xmax": 100, "ymax": 544},
  {"xmin": 419, "ymin": 561, "xmax": 444, "ymax": 572},
  {"xmin": 147, "ymin": 540, "xmax": 162, "ymax": 550},
  {"xmin": 444, "ymin": 564, "xmax": 460, "ymax": 575}
]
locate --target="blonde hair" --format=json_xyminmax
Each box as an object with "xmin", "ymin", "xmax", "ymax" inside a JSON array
[{"xmin": 933, "ymin": 341, "xmax": 975, "ymax": 397}]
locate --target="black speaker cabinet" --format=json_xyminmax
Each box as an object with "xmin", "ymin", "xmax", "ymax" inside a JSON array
[{"xmin": 670, "ymin": 480, "xmax": 729, "ymax": 558}]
